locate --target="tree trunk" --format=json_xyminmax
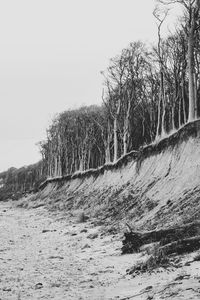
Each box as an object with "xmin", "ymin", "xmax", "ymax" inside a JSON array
[
  {"xmin": 194, "ymin": 72, "xmax": 198, "ymax": 119},
  {"xmin": 156, "ymin": 85, "xmax": 162, "ymax": 138},
  {"xmin": 54, "ymin": 156, "xmax": 57, "ymax": 177},
  {"xmin": 113, "ymin": 117, "xmax": 118, "ymax": 162},
  {"xmin": 87, "ymin": 148, "xmax": 91, "ymax": 170},
  {"xmin": 123, "ymin": 133, "xmax": 128, "ymax": 156},
  {"xmin": 178, "ymin": 96, "xmax": 181, "ymax": 128},
  {"xmin": 188, "ymin": 24, "xmax": 196, "ymax": 122},
  {"xmin": 182, "ymin": 79, "xmax": 187, "ymax": 124},
  {"xmin": 123, "ymin": 100, "xmax": 131, "ymax": 156},
  {"xmin": 161, "ymin": 86, "xmax": 166, "ymax": 136},
  {"xmin": 122, "ymin": 221, "xmax": 200, "ymax": 254},
  {"xmin": 105, "ymin": 143, "xmax": 111, "ymax": 164},
  {"xmin": 113, "ymin": 99, "xmax": 121, "ymax": 162},
  {"xmin": 171, "ymin": 100, "xmax": 175, "ymax": 131}
]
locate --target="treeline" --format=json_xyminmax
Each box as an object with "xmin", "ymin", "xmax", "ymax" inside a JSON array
[
  {"xmin": 0, "ymin": 161, "xmax": 46, "ymax": 201},
  {"xmin": 0, "ymin": 0, "xmax": 200, "ymax": 198},
  {"xmin": 40, "ymin": 0, "xmax": 200, "ymax": 177}
]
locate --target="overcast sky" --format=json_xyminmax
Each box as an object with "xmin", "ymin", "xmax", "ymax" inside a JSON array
[{"xmin": 0, "ymin": 0, "xmax": 181, "ymax": 172}]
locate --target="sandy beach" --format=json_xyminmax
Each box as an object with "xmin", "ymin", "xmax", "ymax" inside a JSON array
[{"xmin": 0, "ymin": 201, "xmax": 200, "ymax": 300}]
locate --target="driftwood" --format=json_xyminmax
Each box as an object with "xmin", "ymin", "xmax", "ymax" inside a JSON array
[
  {"xmin": 159, "ymin": 235, "xmax": 200, "ymax": 256},
  {"xmin": 122, "ymin": 221, "xmax": 200, "ymax": 254}
]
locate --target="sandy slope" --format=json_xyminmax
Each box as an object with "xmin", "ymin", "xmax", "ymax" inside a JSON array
[
  {"xmin": 1, "ymin": 201, "xmax": 200, "ymax": 300},
  {"xmin": 32, "ymin": 121, "xmax": 200, "ymax": 231}
]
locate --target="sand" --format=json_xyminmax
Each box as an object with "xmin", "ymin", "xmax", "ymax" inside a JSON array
[{"xmin": 0, "ymin": 201, "xmax": 200, "ymax": 300}]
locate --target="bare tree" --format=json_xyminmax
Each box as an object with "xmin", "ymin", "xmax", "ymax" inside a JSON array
[
  {"xmin": 158, "ymin": 0, "xmax": 200, "ymax": 121},
  {"xmin": 153, "ymin": 6, "xmax": 169, "ymax": 137}
]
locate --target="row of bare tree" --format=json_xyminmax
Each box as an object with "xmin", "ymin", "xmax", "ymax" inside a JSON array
[
  {"xmin": 38, "ymin": 0, "xmax": 200, "ymax": 177},
  {"xmin": 0, "ymin": 0, "xmax": 199, "ymax": 196}
]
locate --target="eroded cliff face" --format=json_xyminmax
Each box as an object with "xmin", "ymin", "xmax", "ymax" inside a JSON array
[{"xmin": 27, "ymin": 120, "xmax": 200, "ymax": 230}]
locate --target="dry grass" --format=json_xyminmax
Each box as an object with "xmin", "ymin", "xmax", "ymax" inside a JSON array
[{"xmin": 127, "ymin": 245, "xmax": 170, "ymax": 275}]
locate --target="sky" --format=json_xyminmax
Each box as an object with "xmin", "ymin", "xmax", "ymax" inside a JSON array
[{"xmin": 0, "ymin": 0, "xmax": 181, "ymax": 172}]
